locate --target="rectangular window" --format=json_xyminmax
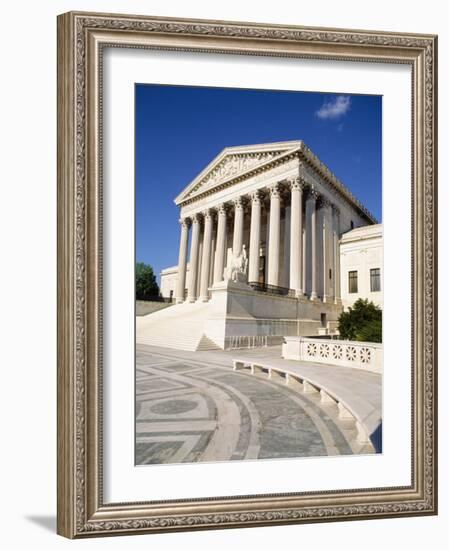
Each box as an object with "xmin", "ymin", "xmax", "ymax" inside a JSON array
[
  {"xmin": 348, "ymin": 270, "xmax": 358, "ymax": 293},
  {"xmin": 370, "ymin": 268, "xmax": 381, "ymax": 292}
]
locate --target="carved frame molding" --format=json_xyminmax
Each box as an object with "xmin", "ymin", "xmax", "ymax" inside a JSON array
[{"xmin": 57, "ymin": 11, "xmax": 437, "ymax": 538}]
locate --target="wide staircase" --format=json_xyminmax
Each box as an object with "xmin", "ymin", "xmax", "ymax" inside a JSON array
[{"xmin": 136, "ymin": 301, "xmax": 220, "ymax": 351}]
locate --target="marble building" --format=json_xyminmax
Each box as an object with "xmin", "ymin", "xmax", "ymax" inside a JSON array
[
  {"xmin": 339, "ymin": 224, "xmax": 383, "ymax": 309},
  {"xmin": 138, "ymin": 140, "xmax": 379, "ymax": 351}
]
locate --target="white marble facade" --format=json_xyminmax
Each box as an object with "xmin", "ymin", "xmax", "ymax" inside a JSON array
[
  {"xmin": 162, "ymin": 140, "xmax": 377, "ymax": 306},
  {"xmin": 339, "ymin": 224, "xmax": 383, "ymax": 309}
]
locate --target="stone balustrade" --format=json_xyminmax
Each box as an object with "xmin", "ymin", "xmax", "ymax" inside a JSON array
[{"xmin": 282, "ymin": 336, "xmax": 382, "ymax": 373}]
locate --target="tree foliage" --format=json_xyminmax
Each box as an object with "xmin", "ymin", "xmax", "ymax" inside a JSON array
[
  {"xmin": 338, "ymin": 298, "xmax": 382, "ymax": 343},
  {"xmin": 136, "ymin": 262, "xmax": 159, "ymax": 300}
]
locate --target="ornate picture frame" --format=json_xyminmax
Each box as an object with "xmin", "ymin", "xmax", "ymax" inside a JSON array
[{"xmin": 57, "ymin": 11, "xmax": 437, "ymax": 538}]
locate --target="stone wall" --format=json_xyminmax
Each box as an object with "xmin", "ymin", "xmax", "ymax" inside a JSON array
[{"xmin": 136, "ymin": 300, "xmax": 173, "ymax": 316}]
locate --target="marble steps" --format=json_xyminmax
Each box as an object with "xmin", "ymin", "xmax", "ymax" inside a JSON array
[
  {"xmin": 196, "ymin": 335, "xmax": 221, "ymax": 351},
  {"xmin": 136, "ymin": 301, "xmax": 214, "ymax": 351}
]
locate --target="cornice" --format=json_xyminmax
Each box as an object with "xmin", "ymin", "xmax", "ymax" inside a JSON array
[{"xmin": 177, "ymin": 141, "xmax": 377, "ymax": 224}]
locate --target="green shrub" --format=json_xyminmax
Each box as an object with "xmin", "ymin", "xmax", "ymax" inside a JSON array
[{"xmin": 338, "ymin": 298, "xmax": 382, "ymax": 343}]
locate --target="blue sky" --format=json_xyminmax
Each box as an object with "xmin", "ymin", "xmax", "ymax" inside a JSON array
[{"xmin": 135, "ymin": 84, "xmax": 382, "ymax": 283}]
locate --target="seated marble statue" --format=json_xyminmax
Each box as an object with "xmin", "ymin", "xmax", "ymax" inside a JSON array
[{"xmin": 224, "ymin": 244, "xmax": 248, "ymax": 283}]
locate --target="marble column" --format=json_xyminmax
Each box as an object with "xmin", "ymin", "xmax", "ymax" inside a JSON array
[
  {"xmin": 175, "ymin": 218, "xmax": 190, "ymax": 303},
  {"xmin": 308, "ymin": 190, "xmax": 318, "ymax": 301},
  {"xmin": 187, "ymin": 214, "xmax": 201, "ymax": 302},
  {"xmin": 232, "ymin": 196, "xmax": 244, "ymax": 256},
  {"xmin": 265, "ymin": 210, "xmax": 270, "ymax": 283},
  {"xmin": 196, "ymin": 234, "xmax": 203, "ymax": 299},
  {"xmin": 283, "ymin": 205, "xmax": 291, "ymax": 288},
  {"xmin": 302, "ymin": 226, "xmax": 306, "ymax": 294},
  {"xmin": 268, "ymin": 184, "xmax": 281, "ymax": 287},
  {"xmin": 289, "ymin": 177, "xmax": 304, "ymax": 296},
  {"xmin": 199, "ymin": 209, "xmax": 213, "ymax": 301},
  {"xmin": 209, "ymin": 231, "xmax": 216, "ymax": 287},
  {"xmin": 248, "ymin": 191, "xmax": 262, "ymax": 283},
  {"xmin": 321, "ymin": 198, "xmax": 331, "ymax": 303},
  {"xmin": 213, "ymin": 204, "xmax": 227, "ymax": 284},
  {"xmin": 327, "ymin": 202, "xmax": 335, "ymax": 302},
  {"xmin": 333, "ymin": 205, "xmax": 341, "ymax": 303}
]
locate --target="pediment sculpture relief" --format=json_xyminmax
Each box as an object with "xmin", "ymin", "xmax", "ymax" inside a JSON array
[{"xmin": 189, "ymin": 151, "xmax": 285, "ymax": 197}]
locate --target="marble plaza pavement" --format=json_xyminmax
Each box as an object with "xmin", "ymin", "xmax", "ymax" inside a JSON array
[{"xmin": 136, "ymin": 344, "xmax": 381, "ymax": 465}]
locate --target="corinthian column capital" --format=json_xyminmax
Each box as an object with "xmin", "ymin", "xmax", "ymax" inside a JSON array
[
  {"xmin": 233, "ymin": 196, "xmax": 244, "ymax": 210},
  {"xmin": 217, "ymin": 203, "xmax": 228, "ymax": 216},
  {"xmin": 251, "ymin": 190, "xmax": 262, "ymax": 204},
  {"xmin": 319, "ymin": 196, "xmax": 332, "ymax": 210},
  {"xmin": 179, "ymin": 217, "xmax": 191, "ymax": 229},
  {"xmin": 307, "ymin": 187, "xmax": 320, "ymax": 202},
  {"xmin": 202, "ymin": 208, "xmax": 213, "ymax": 220},
  {"xmin": 288, "ymin": 176, "xmax": 306, "ymax": 192},
  {"xmin": 269, "ymin": 183, "xmax": 281, "ymax": 198}
]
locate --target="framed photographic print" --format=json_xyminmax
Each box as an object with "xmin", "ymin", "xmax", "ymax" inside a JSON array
[{"xmin": 57, "ymin": 11, "xmax": 438, "ymax": 538}]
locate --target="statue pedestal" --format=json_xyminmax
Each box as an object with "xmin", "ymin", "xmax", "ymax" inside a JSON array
[
  {"xmin": 232, "ymin": 271, "xmax": 248, "ymax": 284},
  {"xmin": 211, "ymin": 277, "xmax": 250, "ymax": 292},
  {"xmin": 204, "ymin": 278, "xmax": 343, "ymax": 350}
]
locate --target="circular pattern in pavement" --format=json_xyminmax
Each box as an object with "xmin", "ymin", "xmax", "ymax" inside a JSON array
[
  {"xmin": 151, "ymin": 399, "xmax": 198, "ymax": 415},
  {"xmin": 136, "ymin": 348, "xmax": 374, "ymax": 465}
]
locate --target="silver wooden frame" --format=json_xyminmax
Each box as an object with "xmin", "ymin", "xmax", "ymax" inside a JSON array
[{"xmin": 57, "ymin": 11, "xmax": 438, "ymax": 538}]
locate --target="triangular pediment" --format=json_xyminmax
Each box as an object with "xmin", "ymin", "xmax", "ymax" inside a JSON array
[{"xmin": 175, "ymin": 141, "xmax": 302, "ymax": 204}]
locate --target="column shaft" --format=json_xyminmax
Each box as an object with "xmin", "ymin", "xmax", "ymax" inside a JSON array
[
  {"xmin": 309, "ymin": 192, "xmax": 318, "ymax": 300},
  {"xmin": 187, "ymin": 215, "xmax": 201, "ymax": 302},
  {"xmin": 232, "ymin": 197, "xmax": 244, "ymax": 256},
  {"xmin": 283, "ymin": 206, "xmax": 291, "ymax": 288},
  {"xmin": 209, "ymin": 232, "xmax": 216, "ymax": 286},
  {"xmin": 175, "ymin": 219, "xmax": 190, "ymax": 303},
  {"xmin": 333, "ymin": 207, "xmax": 341, "ymax": 303},
  {"xmin": 290, "ymin": 178, "xmax": 304, "ymax": 295},
  {"xmin": 248, "ymin": 192, "xmax": 261, "ymax": 283},
  {"xmin": 327, "ymin": 204, "xmax": 334, "ymax": 301},
  {"xmin": 213, "ymin": 205, "xmax": 227, "ymax": 284},
  {"xmin": 265, "ymin": 210, "xmax": 270, "ymax": 283},
  {"xmin": 199, "ymin": 210, "xmax": 213, "ymax": 301},
  {"xmin": 302, "ymin": 226, "xmax": 306, "ymax": 294},
  {"xmin": 268, "ymin": 185, "xmax": 281, "ymax": 286},
  {"xmin": 322, "ymin": 201, "xmax": 331, "ymax": 303},
  {"xmin": 196, "ymin": 235, "xmax": 203, "ymax": 299}
]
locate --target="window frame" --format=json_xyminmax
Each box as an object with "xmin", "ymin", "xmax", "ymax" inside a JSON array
[
  {"xmin": 370, "ymin": 267, "xmax": 381, "ymax": 292},
  {"xmin": 348, "ymin": 270, "xmax": 358, "ymax": 294}
]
